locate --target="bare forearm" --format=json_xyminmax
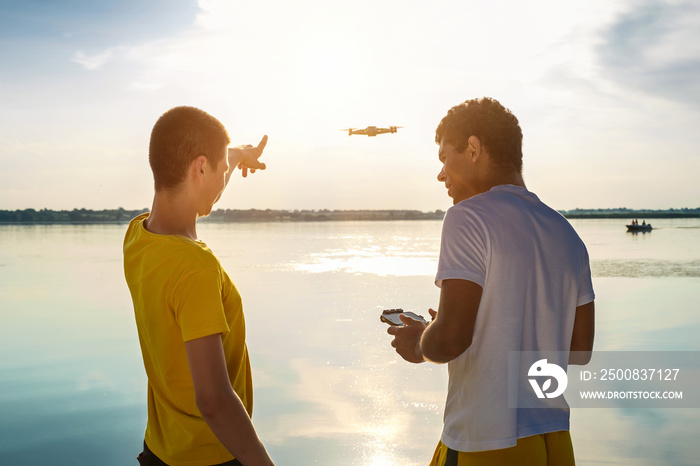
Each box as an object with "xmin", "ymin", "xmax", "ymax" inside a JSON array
[
  {"xmin": 224, "ymin": 152, "xmax": 244, "ymax": 187},
  {"xmin": 568, "ymin": 350, "xmax": 592, "ymax": 365},
  {"xmin": 420, "ymin": 321, "xmax": 463, "ymax": 364},
  {"xmin": 201, "ymin": 392, "xmax": 274, "ymax": 466},
  {"xmin": 419, "ymin": 324, "xmax": 439, "ymax": 363}
]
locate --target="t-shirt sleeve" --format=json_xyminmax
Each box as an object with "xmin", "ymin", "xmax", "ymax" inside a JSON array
[
  {"xmin": 172, "ymin": 265, "xmax": 230, "ymax": 342},
  {"xmin": 435, "ymin": 206, "xmax": 488, "ymax": 288}
]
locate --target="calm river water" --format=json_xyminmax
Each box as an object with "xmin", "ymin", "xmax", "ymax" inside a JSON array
[{"xmin": 1, "ymin": 218, "xmax": 699, "ymax": 465}]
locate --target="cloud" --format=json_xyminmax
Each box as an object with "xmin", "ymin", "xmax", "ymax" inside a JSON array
[
  {"xmin": 597, "ymin": 0, "xmax": 700, "ymax": 106},
  {"xmin": 71, "ymin": 49, "xmax": 114, "ymax": 70}
]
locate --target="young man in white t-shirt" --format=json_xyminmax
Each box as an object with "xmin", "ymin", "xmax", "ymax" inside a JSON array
[{"xmin": 388, "ymin": 97, "xmax": 595, "ymax": 466}]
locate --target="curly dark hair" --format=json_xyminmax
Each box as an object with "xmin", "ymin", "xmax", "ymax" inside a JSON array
[
  {"xmin": 435, "ymin": 97, "xmax": 523, "ymax": 173},
  {"xmin": 149, "ymin": 106, "xmax": 231, "ymax": 191}
]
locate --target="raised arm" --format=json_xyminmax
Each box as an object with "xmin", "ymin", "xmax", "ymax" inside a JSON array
[{"xmin": 185, "ymin": 334, "xmax": 274, "ymax": 466}]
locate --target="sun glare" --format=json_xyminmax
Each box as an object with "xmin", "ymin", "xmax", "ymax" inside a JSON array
[
  {"xmin": 294, "ymin": 251, "xmax": 437, "ymax": 276},
  {"xmin": 365, "ymin": 452, "xmax": 395, "ymax": 466},
  {"xmin": 360, "ymin": 431, "xmax": 399, "ymax": 466}
]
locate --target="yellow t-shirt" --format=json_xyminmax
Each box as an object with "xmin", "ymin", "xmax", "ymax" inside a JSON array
[{"xmin": 123, "ymin": 213, "xmax": 253, "ymax": 466}]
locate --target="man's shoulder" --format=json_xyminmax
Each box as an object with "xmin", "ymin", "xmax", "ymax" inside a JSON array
[
  {"xmin": 442, "ymin": 203, "xmax": 490, "ymax": 240},
  {"xmin": 459, "ymin": 186, "xmax": 561, "ymax": 219},
  {"xmin": 124, "ymin": 216, "xmax": 220, "ymax": 270},
  {"xmin": 162, "ymin": 238, "xmax": 221, "ymax": 272},
  {"xmin": 124, "ymin": 212, "xmax": 149, "ymax": 240},
  {"xmin": 447, "ymin": 189, "xmax": 510, "ymax": 222},
  {"xmin": 449, "ymin": 186, "xmax": 573, "ymax": 237}
]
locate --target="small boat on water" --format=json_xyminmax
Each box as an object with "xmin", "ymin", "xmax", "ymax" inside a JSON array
[{"xmin": 626, "ymin": 223, "xmax": 652, "ymax": 232}]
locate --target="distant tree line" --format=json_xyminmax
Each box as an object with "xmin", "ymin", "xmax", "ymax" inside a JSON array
[
  {"xmin": 0, "ymin": 208, "xmax": 149, "ymax": 224},
  {"xmin": 0, "ymin": 208, "xmax": 446, "ymax": 224},
  {"xmin": 1, "ymin": 207, "xmax": 698, "ymax": 224},
  {"xmin": 559, "ymin": 207, "xmax": 700, "ymax": 219},
  {"xmin": 205, "ymin": 209, "xmax": 446, "ymax": 222}
]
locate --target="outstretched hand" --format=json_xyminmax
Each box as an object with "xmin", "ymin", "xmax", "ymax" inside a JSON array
[{"xmin": 229, "ymin": 135, "xmax": 268, "ymax": 177}]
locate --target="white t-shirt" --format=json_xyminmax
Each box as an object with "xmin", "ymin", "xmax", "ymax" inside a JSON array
[{"xmin": 435, "ymin": 185, "xmax": 595, "ymax": 452}]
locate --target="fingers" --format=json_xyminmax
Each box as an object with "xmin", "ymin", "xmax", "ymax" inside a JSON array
[
  {"xmin": 241, "ymin": 159, "xmax": 264, "ymax": 169},
  {"xmin": 428, "ymin": 308, "xmax": 437, "ymax": 320},
  {"xmin": 247, "ymin": 135, "xmax": 267, "ymax": 170},
  {"xmin": 242, "ymin": 134, "xmax": 267, "ymax": 152},
  {"xmin": 232, "ymin": 135, "xmax": 268, "ymax": 175},
  {"xmin": 399, "ymin": 313, "xmax": 419, "ymax": 325}
]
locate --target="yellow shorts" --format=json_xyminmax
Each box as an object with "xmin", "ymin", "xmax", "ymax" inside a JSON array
[{"xmin": 429, "ymin": 431, "xmax": 575, "ymax": 466}]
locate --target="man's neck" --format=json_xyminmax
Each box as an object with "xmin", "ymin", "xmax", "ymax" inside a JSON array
[
  {"xmin": 145, "ymin": 190, "xmax": 199, "ymax": 240},
  {"xmin": 478, "ymin": 171, "xmax": 526, "ymax": 194}
]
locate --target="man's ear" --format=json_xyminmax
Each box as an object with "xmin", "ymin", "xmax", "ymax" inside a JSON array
[
  {"xmin": 467, "ymin": 135, "xmax": 481, "ymax": 160},
  {"xmin": 185, "ymin": 155, "xmax": 208, "ymax": 186},
  {"xmin": 192, "ymin": 155, "xmax": 208, "ymax": 177}
]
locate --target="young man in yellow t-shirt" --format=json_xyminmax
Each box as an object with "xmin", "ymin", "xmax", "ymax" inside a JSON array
[{"xmin": 123, "ymin": 106, "xmax": 274, "ymax": 466}]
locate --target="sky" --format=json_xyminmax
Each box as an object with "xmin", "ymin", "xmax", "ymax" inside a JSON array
[{"xmin": 1, "ymin": 0, "xmax": 699, "ymax": 212}]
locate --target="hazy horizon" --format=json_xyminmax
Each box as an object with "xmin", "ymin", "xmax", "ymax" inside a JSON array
[{"xmin": 3, "ymin": 205, "xmax": 700, "ymax": 213}]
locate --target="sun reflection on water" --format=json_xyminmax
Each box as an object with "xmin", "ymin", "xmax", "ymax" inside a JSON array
[
  {"xmin": 293, "ymin": 250, "xmax": 437, "ymax": 276},
  {"xmin": 362, "ymin": 448, "xmax": 395, "ymax": 466}
]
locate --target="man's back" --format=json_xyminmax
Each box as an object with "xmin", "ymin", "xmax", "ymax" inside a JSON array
[
  {"xmin": 124, "ymin": 213, "xmax": 252, "ymax": 465},
  {"xmin": 389, "ymin": 97, "xmax": 593, "ymax": 465},
  {"xmin": 436, "ymin": 185, "xmax": 595, "ymax": 452}
]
